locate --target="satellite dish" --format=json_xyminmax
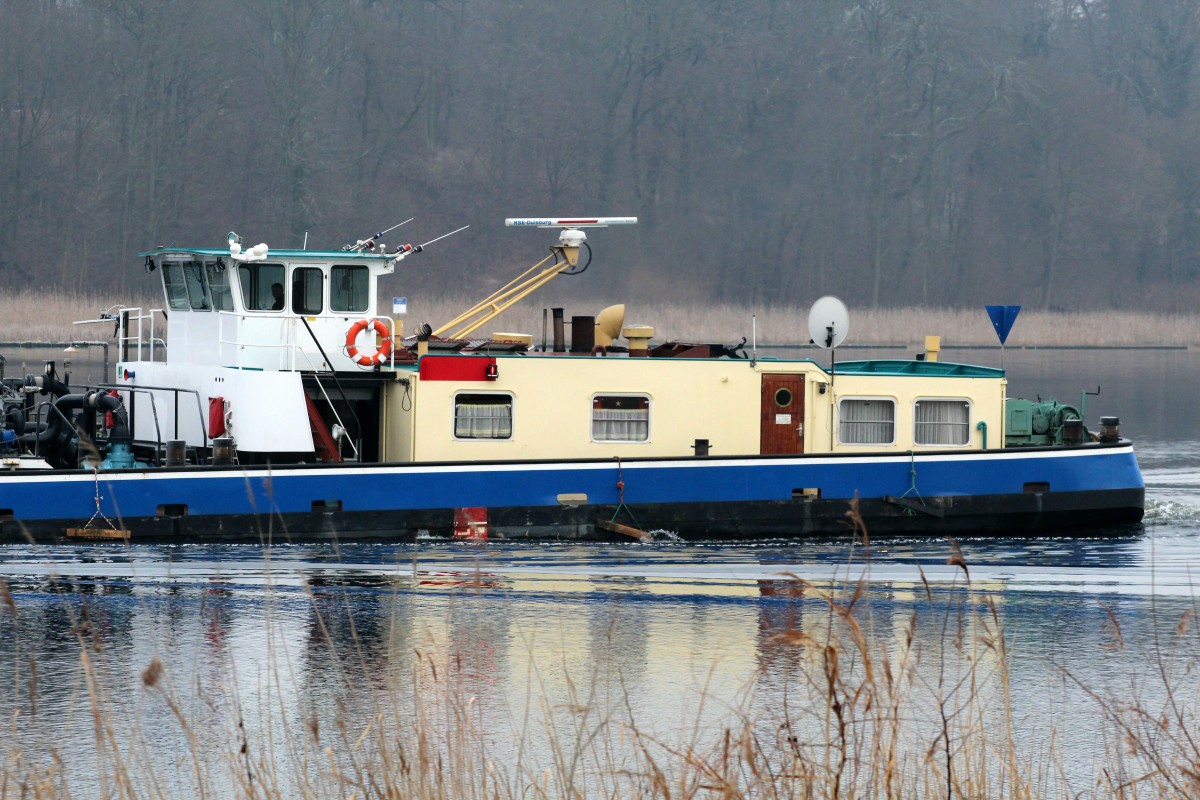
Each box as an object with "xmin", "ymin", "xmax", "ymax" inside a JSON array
[{"xmin": 807, "ymin": 295, "xmax": 850, "ymax": 349}]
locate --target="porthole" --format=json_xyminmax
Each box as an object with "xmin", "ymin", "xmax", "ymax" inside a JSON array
[{"xmin": 774, "ymin": 388, "xmax": 793, "ymax": 408}]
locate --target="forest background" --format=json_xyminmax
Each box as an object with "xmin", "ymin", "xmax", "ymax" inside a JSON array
[{"xmin": 3, "ymin": 0, "xmax": 1200, "ymax": 314}]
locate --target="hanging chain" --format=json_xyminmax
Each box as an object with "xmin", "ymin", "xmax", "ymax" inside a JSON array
[{"xmin": 81, "ymin": 465, "xmax": 118, "ymax": 531}]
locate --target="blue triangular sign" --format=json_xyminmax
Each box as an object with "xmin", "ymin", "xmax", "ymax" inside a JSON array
[{"xmin": 985, "ymin": 305, "xmax": 1021, "ymax": 345}]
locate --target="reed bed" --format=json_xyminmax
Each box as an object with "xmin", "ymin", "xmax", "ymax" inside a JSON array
[
  {"xmin": 1, "ymin": 290, "xmax": 1193, "ymax": 348},
  {"xmin": 1, "ymin": 522, "xmax": 1197, "ymax": 798}
]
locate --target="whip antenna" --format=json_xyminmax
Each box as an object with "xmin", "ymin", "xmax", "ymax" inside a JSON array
[
  {"xmin": 419, "ymin": 224, "xmax": 470, "ymax": 249},
  {"xmin": 387, "ymin": 224, "xmax": 470, "ymax": 264},
  {"xmin": 343, "ymin": 218, "xmax": 415, "ymax": 252}
]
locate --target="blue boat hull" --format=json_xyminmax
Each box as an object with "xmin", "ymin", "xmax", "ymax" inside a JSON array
[{"xmin": 0, "ymin": 441, "xmax": 1144, "ymax": 541}]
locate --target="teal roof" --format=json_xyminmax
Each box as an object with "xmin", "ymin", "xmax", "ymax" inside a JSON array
[
  {"xmin": 139, "ymin": 247, "xmax": 391, "ymax": 262},
  {"xmin": 834, "ymin": 359, "xmax": 1004, "ymax": 378}
]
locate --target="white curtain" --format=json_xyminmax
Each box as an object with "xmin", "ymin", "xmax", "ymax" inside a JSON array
[
  {"xmin": 839, "ymin": 399, "xmax": 895, "ymax": 444},
  {"xmin": 455, "ymin": 402, "xmax": 512, "ymax": 439},
  {"xmin": 592, "ymin": 407, "xmax": 648, "ymax": 441},
  {"xmin": 914, "ymin": 400, "xmax": 969, "ymax": 445}
]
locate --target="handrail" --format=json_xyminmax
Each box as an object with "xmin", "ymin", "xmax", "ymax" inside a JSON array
[
  {"xmin": 217, "ymin": 310, "xmax": 398, "ymax": 374},
  {"xmin": 101, "ymin": 383, "xmax": 208, "ymax": 446},
  {"xmin": 293, "ymin": 348, "xmax": 361, "ymax": 461},
  {"xmin": 216, "ymin": 310, "xmax": 297, "ymax": 370},
  {"xmin": 74, "ymin": 305, "xmax": 164, "ymax": 364}
]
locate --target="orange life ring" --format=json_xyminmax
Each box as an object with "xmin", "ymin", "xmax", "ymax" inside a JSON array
[{"xmin": 345, "ymin": 319, "xmax": 393, "ymax": 366}]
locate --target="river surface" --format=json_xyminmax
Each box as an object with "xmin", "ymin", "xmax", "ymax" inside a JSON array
[{"xmin": 0, "ymin": 348, "xmax": 1197, "ymax": 795}]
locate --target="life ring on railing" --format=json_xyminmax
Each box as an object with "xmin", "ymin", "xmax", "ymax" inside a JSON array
[{"xmin": 345, "ymin": 319, "xmax": 393, "ymax": 366}]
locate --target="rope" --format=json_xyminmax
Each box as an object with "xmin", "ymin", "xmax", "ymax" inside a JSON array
[{"xmin": 610, "ymin": 456, "xmax": 642, "ymax": 529}]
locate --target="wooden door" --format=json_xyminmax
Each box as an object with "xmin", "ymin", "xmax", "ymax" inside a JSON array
[{"xmin": 760, "ymin": 374, "xmax": 805, "ymax": 454}]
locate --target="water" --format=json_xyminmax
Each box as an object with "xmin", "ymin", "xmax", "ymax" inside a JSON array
[{"xmin": 1, "ymin": 348, "xmax": 1198, "ymax": 795}]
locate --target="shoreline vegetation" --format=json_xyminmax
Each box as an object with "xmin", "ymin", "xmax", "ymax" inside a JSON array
[
  {"xmin": 0, "ymin": 291, "xmax": 1195, "ymax": 349},
  {"xmin": 1, "ymin": 529, "xmax": 1197, "ymax": 798}
]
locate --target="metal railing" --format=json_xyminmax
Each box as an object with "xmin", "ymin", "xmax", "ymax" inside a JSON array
[
  {"xmin": 101, "ymin": 384, "xmax": 208, "ymax": 457},
  {"xmin": 216, "ymin": 311, "xmax": 397, "ymax": 372},
  {"xmin": 73, "ymin": 306, "xmax": 165, "ymax": 363}
]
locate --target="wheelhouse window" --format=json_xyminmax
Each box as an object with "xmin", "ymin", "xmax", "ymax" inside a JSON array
[
  {"xmin": 914, "ymin": 399, "xmax": 970, "ymax": 446},
  {"xmin": 331, "ymin": 266, "xmax": 369, "ymax": 313},
  {"xmin": 206, "ymin": 261, "xmax": 233, "ymax": 311},
  {"xmin": 162, "ymin": 262, "xmax": 190, "ymax": 310},
  {"xmin": 162, "ymin": 260, "xmax": 211, "ymax": 311},
  {"xmin": 238, "ymin": 263, "xmax": 286, "ymax": 311},
  {"xmin": 838, "ymin": 398, "xmax": 895, "ymax": 445},
  {"xmin": 592, "ymin": 395, "xmax": 650, "ymax": 442},
  {"xmin": 291, "ymin": 267, "xmax": 324, "ymax": 315},
  {"xmin": 454, "ymin": 393, "xmax": 512, "ymax": 440}
]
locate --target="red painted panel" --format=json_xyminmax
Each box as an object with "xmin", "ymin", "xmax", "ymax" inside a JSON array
[
  {"xmin": 209, "ymin": 397, "xmax": 226, "ymax": 439},
  {"xmin": 453, "ymin": 507, "xmax": 489, "ymax": 540},
  {"xmin": 419, "ymin": 355, "xmax": 499, "ymax": 381}
]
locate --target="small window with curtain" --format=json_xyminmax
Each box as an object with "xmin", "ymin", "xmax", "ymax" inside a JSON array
[
  {"xmin": 291, "ymin": 267, "xmax": 323, "ymax": 314},
  {"xmin": 331, "ymin": 265, "xmax": 369, "ymax": 313},
  {"xmin": 592, "ymin": 395, "xmax": 650, "ymax": 442},
  {"xmin": 838, "ymin": 398, "xmax": 895, "ymax": 445},
  {"xmin": 454, "ymin": 393, "xmax": 513, "ymax": 440},
  {"xmin": 914, "ymin": 399, "xmax": 970, "ymax": 446}
]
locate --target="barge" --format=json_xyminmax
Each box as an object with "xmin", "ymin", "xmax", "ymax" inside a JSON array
[{"xmin": 0, "ymin": 220, "xmax": 1144, "ymax": 542}]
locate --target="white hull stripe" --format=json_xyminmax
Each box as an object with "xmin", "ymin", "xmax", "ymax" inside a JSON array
[{"xmin": 0, "ymin": 444, "xmax": 1135, "ymax": 485}]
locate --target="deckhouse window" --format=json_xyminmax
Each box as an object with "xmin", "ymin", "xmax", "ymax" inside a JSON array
[
  {"xmin": 162, "ymin": 260, "xmax": 211, "ymax": 311},
  {"xmin": 331, "ymin": 266, "xmax": 369, "ymax": 313},
  {"xmin": 914, "ymin": 399, "xmax": 970, "ymax": 446},
  {"xmin": 206, "ymin": 261, "xmax": 233, "ymax": 311},
  {"xmin": 592, "ymin": 395, "xmax": 650, "ymax": 442},
  {"xmin": 238, "ymin": 263, "xmax": 286, "ymax": 312},
  {"xmin": 454, "ymin": 393, "xmax": 513, "ymax": 440},
  {"xmin": 292, "ymin": 267, "xmax": 323, "ymax": 315},
  {"xmin": 838, "ymin": 398, "xmax": 895, "ymax": 445},
  {"xmin": 162, "ymin": 263, "xmax": 190, "ymax": 310},
  {"xmin": 183, "ymin": 262, "xmax": 210, "ymax": 310}
]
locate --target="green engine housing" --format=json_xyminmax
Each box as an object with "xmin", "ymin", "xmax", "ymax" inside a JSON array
[{"xmin": 1005, "ymin": 399, "xmax": 1083, "ymax": 446}]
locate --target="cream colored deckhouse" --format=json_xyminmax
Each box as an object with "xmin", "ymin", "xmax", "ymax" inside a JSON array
[{"xmin": 381, "ymin": 351, "xmax": 1008, "ymax": 463}]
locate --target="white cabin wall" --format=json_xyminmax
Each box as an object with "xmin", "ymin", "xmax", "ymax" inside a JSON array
[{"xmin": 115, "ymin": 362, "xmax": 315, "ymax": 454}]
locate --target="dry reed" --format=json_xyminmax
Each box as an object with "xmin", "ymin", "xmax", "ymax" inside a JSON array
[{"xmin": 1, "ymin": 290, "xmax": 1193, "ymax": 348}]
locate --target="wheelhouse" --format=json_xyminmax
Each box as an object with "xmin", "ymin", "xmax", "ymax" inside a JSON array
[{"xmin": 142, "ymin": 247, "xmax": 397, "ymax": 372}]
